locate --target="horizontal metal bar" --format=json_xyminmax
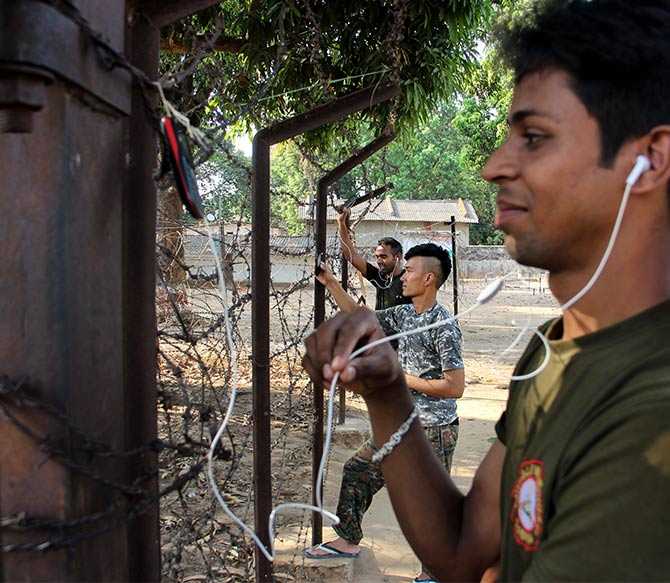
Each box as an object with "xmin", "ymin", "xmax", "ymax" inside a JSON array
[
  {"xmin": 257, "ymin": 85, "xmax": 400, "ymax": 146},
  {"xmin": 321, "ymin": 130, "xmax": 395, "ymax": 187},
  {"xmin": 140, "ymin": 0, "xmax": 222, "ymax": 28},
  {"xmin": 343, "ymin": 183, "xmax": 394, "ymax": 209}
]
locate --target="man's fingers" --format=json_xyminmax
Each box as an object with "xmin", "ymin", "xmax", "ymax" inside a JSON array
[
  {"xmin": 304, "ymin": 309, "xmax": 399, "ymax": 397},
  {"xmin": 301, "ymin": 346, "xmax": 322, "ymax": 386},
  {"xmin": 331, "ymin": 309, "xmax": 386, "ymax": 372},
  {"xmin": 310, "ymin": 316, "xmax": 343, "ymax": 377},
  {"xmin": 339, "ymin": 364, "xmax": 358, "ymax": 384},
  {"xmin": 349, "ymin": 351, "xmax": 402, "ymax": 387}
]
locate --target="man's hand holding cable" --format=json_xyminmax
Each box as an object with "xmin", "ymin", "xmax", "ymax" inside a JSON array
[{"xmin": 302, "ymin": 308, "xmax": 409, "ymax": 404}]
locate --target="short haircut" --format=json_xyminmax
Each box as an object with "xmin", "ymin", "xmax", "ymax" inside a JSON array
[
  {"xmin": 377, "ymin": 237, "xmax": 403, "ymax": 256},
  {"xmin": 498, "ymin": 0, "xmax": 670, "ymax": 165},
  {"xmin": 404, "ymin": 243, "xmax": 452, "ymax": 288}
]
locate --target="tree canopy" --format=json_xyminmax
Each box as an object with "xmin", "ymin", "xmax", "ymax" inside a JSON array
[
  {"xmin": 160, "ymin": 0, "xmax": 496, "ymax": 141},
  {"xmin": 158, "ymin": 1, "xmax": 519, "ymax": 245}
]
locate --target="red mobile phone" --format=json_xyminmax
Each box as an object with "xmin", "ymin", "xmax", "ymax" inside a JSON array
[{"xmin": 161, "ymin": 116, "xmax": 205, "ymax": 220}]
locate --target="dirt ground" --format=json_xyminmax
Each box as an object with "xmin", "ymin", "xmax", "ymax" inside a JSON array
[{"xmin": 160, "ymin": 277, "xmax": 560, "ymax": 581}]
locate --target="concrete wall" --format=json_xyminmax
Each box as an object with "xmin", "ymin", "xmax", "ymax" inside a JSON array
[
  {"xmin": 182, "ymin": 229, "xmax": 545, "ymax": 286},
  {"xmin": 457, "ymin": 245, "xmax": 545, "ymax": 279}
]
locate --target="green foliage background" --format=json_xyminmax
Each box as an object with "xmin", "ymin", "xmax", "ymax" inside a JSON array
[{"xmin": 160, "ymin": 1, "xmax": 521, "ymax": 244}]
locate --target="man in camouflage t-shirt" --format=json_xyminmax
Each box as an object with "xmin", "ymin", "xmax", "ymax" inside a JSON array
[{"xmin": 306, "ymin": 244, "xmax": 464, "ymax": 582}]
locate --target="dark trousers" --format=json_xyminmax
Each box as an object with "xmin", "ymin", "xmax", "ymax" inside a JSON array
[{"xmin": 332, "ymin": 422, "xmax": 459, "ymax": 544}]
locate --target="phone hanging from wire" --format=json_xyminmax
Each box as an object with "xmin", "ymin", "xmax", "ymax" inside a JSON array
[{"xmin": 155, "ymin": 82, "xmax": 213, "ymax": 221}]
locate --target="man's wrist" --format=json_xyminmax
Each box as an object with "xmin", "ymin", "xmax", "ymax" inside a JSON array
[{"xmin": 361, "ymin": 375, "xmax": 411, "ymax": 408}]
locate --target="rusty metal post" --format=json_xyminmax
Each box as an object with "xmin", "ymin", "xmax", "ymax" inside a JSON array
[
  {"xmin": 0, "ymin": 1, "xmax": 222, "ymax": 580},
  {"xmin": 312, "ymin": 178, "xmax": 329, "ymax": 544},
  {"xmin": 311, "ymin": 129, "xmax": 395, "ymax": 544},
  {"xmin": 251, "ymin": 84, "xmax": 399, "ymax": 579},
  {"xmin": 451, "ymin": 216, "xmax": 459, "ymax": 315},
  {"xmin": 339, "ymin": 256, "xmax": 348, "ymax": 425},
  {"xmin": 251, "ymin": 134, "xmax": 274, "ymax": 583},
  {"xmin": 124, "ymin": 9, "xmax": 161, "ymax": 582},
  {"xmin": 0, "ymin": 1, "xmax": 133, "ymax": 580}
]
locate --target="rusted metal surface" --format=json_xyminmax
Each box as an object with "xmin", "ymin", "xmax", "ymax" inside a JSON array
[
  {"xmin": 312, "ymin": 179, "xmax": 329, "ymax": 543},
  {"xmin": 340, "ymin": 182, "xmax": 394, "ymax": 211},
  {"xmin": 0, "ymin": 1, "xmax": 162, "ymax": 580},
  {"xmin": 0, "ymin": 0, "xmax": 132, "ymax": 115},
  {"xmin": 251, "ymin": 135, "xmax": 273, "ymax": 583},
  {"xmin": 0, "ymin": 59, "xmax": 129, "ymax": 583},
  {"xmin": 451, "ymin": 216, "xmax": 459, "ymax": 315},
  {"xmin": 339, "ymin": 256, "xmax": 349, "ymax": 425},
  {"xmin": 123, "ymin": 10, "xmax": 161, "ymax": 582},
  {"xmin": 0, "ymin": 65, "xmax": 54, "ymax": 133},
  {"xmin": 251, "ymin": 85, "xmax": 399, "ymax": 580},
  {"xmin": 254, "ymin": 85, "xmax": 400, "ymax": 146}
]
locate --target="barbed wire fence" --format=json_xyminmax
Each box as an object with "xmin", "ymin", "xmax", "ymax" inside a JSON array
[{"xmin": 154, "ymin": 136, "xmax": 405, "ymax": 577}]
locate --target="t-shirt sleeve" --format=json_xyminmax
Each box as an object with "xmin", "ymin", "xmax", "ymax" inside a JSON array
[
  {"xmin": 434, "ymin": 320, "xmax": 464, "ymax": 371},
  {"xmin": 375, "ymin": 306, "xmax": 400, "ymax": 336},
  {"xmin": 364, "ymin": 262, "xmax": 380, "ymax": 285},
  {"xmin": 495, "ymin": 411, "xmax": 507, "ymax": 446},
  {"xmin": 523, "ymin": 396, "xmax": 670, "ymax": 581}
]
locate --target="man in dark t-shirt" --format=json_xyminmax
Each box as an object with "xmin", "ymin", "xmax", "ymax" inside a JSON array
[{"xmin": 337, "ymin": 209, "xmax": 412, "ymax": 310}]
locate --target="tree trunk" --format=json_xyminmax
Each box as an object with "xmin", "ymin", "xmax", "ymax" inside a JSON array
[{"xmin": 157, "ymin": 186, "xmax": 187, "ymax": 284}]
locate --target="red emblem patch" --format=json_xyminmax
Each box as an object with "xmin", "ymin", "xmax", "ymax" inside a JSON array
[{"xmin": 511, "ymin": 459, "xmax": 544, "ymax": 552}]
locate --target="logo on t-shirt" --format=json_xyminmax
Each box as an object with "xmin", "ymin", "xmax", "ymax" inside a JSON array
[{"xmin": 511, "ymin": 459, "xmax": 545, "ymax": 552}]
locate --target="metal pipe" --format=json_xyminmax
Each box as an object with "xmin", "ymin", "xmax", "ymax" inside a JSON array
[
  {"xmin": 251, "ymin": 85, "xmax": 399, "ymax": 577},
  {"xmin": 312, "ymin": 179, "xmax": 328, "ymax": 542},
  {"xmin": 0, "ymin": 1, "xmax": 133, "ymax": 579},
  {"xmin": 311, "ymin": 129, "xmax": 396, "ymax": 544},
  {"xmin": 340, "ymin": 182, "xmax": 394, "ymax": 211},
  {"xmin": 450, "ymin": 216, "xmax": 459, "ymax": 315},
  {"xmin": 338, "ymin": 256, "xmax": 348, "ymax": 425},
  {"xmin": 124, "ymin": 13, "xmax": 161, "ymax": 582},
  {"xmin": 251, "ymin": 135, "xmax": 273, "ymax": 583}
]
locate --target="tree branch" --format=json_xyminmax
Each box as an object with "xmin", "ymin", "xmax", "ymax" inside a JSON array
[{"xmin": 160, "ymin": 36, "xmax": 247, "ymax": 54}]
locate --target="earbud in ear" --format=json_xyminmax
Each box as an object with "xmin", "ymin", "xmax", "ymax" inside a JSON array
[{"xmin": 626, "ymin": 155, "xmax": 651, "ymax": 186}]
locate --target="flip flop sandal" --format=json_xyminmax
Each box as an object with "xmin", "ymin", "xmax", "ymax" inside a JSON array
[{"xmin": 303, "ymin": 542, "xmax": 360, "ymax": 560}]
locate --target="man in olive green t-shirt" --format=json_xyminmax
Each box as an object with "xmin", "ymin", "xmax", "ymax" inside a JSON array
[{"xmin": 302, "ymin": 1, "xmax": 670, "ymax": 581}]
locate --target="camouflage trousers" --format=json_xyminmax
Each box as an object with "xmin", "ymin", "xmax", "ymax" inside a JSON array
[{"xmin": 332, "ymin": 422, "xmax": 459, "ymax": 545}]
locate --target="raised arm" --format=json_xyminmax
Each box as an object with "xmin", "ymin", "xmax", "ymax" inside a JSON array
[
  {"xmin": 316, "ymin": 262, "xmax": 359, "ymax": 313},
  {"xmin": 337, "ymin": 209, "xmax": 369, "ymax": 274},
  {"xmin": 302, "ymin": 309, "xmax": 503, "ymax": 581}
]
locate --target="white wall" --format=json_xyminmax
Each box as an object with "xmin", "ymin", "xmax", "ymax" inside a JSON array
[{"xmin": 181, "ymin": 228, "xmax": 545, "ymax": 288}]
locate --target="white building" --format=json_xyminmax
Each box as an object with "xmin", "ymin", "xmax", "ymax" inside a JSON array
[
  {"xmin": 298, "ymin": 196, "xmax": 479, "ymax": 248},
  {"xmin": 180, "ymin": 198, "xmax": 506, "ymax": 288}
]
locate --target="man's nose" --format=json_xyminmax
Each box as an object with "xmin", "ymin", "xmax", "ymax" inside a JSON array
[{"xmin": 481, "ymin": 139, "xmax": 518, "ymax": 184}]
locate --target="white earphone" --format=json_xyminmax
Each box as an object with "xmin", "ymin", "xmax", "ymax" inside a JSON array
[{"xmin": 626, "ymin": 154, "xmax": 651, "ymax": 186}]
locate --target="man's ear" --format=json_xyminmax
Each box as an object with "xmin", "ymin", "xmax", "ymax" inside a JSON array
[{"xmin": 634, "ymin": 126, "xmax": 670, "ymax": 194}]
